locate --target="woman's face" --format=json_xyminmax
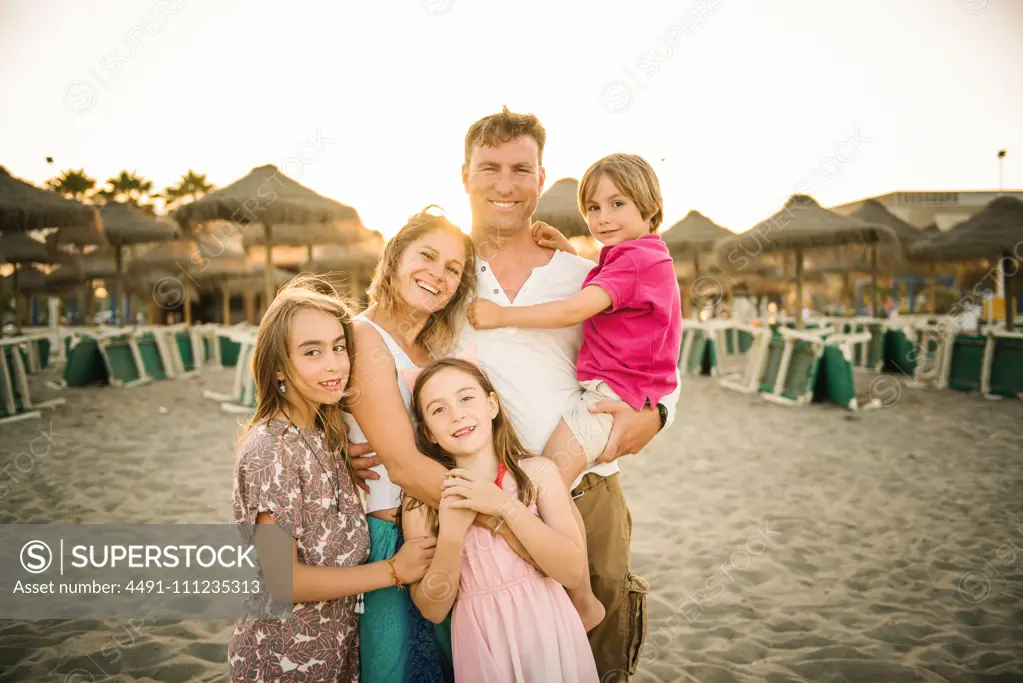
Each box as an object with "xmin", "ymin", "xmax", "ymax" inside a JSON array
[
  {"xmin": 419, "ymin": 367, "xmax": 498, "ymax": 457},
  {"xmin": 277, "ymin": 307, "xmax": 350, "ymax": 406},
  {"xmin": 394, "ymin": 229, "xmax": 467, "ymax": 314}
]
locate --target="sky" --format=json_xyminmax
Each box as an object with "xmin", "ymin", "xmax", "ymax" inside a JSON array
[{"xmin": 2, "ymin": 0, "xmax": 1022, "ymax": 239}]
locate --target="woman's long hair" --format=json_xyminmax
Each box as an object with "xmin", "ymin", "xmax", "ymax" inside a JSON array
[
  {"xmin": 245, "ymin": 274, "xmax": 359, "ymax": 480},
  {"xmin": 366, "ymin": 207, "xmax": 478, "ymax": 359},
  {"xmin": 404, "ymin": 358, "xmax": 536, "ymax": 536}
]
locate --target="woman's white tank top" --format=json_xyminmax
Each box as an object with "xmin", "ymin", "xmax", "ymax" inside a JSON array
[{"xmin": 343, "ymin": 314, "xmax": 417, "ymax": 514}]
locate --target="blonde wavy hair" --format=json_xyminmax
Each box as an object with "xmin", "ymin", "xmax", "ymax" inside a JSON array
[
  {"xmin": 247, "ymin": 274, "xmax": 359, "ymax": 479},
  {"xmin": 366, "ymin": 207, "xmax": 478, "ymax": 358}
]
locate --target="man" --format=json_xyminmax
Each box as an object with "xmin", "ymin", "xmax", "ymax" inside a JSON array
[{"xmin": 351, "ymin": 107, "xmax": 680, "ymax": 680}]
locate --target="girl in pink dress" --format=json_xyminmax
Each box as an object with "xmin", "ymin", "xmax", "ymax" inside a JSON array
[{"xmin": 400, "ymin": 357, "xmax": 599, "ymax": 683}]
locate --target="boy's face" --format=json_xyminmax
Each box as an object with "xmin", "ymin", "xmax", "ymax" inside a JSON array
[{"xmin": 582, "ymin": 174, "xmax": 650, "ymax": 247}]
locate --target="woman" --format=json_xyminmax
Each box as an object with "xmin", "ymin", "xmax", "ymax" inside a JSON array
[{"xmin": 345, "ymin": 207, "xmax": 477, "ymax": 682}]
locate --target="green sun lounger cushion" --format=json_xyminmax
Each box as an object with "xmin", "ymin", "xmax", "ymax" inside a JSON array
[
  {"xmin": 104, "ymin": 338, "xmax": 142, "ymax": 385},
  {"xmin": 947, "ymin": 334, "xmax": 985, "ymax": 393},
  {"xmin": 219, "ymin": 337, "xmax": 242, "ymax": 368},
  {"xmin": 988, "ymin": 336, "xmax": 1023, "ymax": 397},
  {"xmin": 884, "ymin": 329, "xmax": 917, "ymax": 376},
  {"xmin": 176, "ymin": 332, "xmax": 196, "ymax": 371},
  {"xmin": 64, "ymin": 337, "xmax": 110, "ymax": 387},
  {"xmin": 814, "ymin": 345, "xmax": 857, "ymax": 408},
  {"xmin": 136, "ymin": 334, "xmax": 167, "ymax": 381}
]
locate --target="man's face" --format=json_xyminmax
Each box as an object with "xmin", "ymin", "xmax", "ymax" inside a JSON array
[{"xmin": 462, "ymin": 135, "xmax": 545, "ymax": 235}]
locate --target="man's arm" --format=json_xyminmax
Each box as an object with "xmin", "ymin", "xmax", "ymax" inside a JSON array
[{"xmin": 471, "ymin": 286, "xmax": 611, "ymax": 330}]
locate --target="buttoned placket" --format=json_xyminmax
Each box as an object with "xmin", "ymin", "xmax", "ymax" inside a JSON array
[
  {"xmin": 479, "ymin": 261, "xmax": 511, "ymax": 305},
  {"xmin": 478, "ymin": 255, "xmax": 550, "ymax": 306}
]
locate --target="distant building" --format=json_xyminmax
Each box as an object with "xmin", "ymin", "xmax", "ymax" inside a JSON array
[{"xmin": 831, "ymin": 190, "xmax": 1023, "ymax": 231}]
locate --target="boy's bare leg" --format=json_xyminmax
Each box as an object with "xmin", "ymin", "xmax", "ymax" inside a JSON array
[{"xmin": 542, "ymin": 418, "xmax": 606, "ymax": 632}]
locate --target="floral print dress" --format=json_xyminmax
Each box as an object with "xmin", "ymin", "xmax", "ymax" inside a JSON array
[{"xmin": 229, "ymin": 419, "xmax": 371, "ymax": 682}]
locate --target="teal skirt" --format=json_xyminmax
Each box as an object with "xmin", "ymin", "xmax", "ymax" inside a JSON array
[{"xmin": 360, "ymin": 516, "xmax": 452, "ymax": 683}]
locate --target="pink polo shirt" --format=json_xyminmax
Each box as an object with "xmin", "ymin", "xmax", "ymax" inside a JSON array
[{"xmin": 577, "ymin": 234, "xmax": 682, "ymax": 411}]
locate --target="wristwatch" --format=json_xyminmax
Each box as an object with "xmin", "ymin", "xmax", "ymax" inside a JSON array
[{"xmin": 656, "ymin": 403, "xmax": 668, "ymax": 431}]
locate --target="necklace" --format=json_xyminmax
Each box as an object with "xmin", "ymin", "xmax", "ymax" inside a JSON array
[{"xmin": 282, "ymin": 412, "xmax": 343, "ymax": 520}]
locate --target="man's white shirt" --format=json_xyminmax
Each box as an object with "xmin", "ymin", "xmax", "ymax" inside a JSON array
[{"xmin": 457, "ymin": 249, "xmax": 681, "ymax": 489}]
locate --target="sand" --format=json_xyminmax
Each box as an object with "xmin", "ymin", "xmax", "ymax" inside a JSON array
[{"xmin": 1, "ymin": 363, "xmax": 1021, "ymax": 682}]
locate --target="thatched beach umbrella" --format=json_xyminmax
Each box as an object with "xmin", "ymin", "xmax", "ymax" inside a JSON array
[
  {"xmin": 191, "ymin": 258, "xmax": 285, "ymax": 325},
  {"xmin": 0, "ymin": 166, "xmax": 102, "ymax": 332},
  {"xmin": 1, "ymin": 265, "xmax": 81, "ymax": 297},
  {"xmin": 1, "ymin": 232, "xmax": 66, "ymax": 264},
  {"xmin": 46, "ymin": 249, "xmax": 125, "ymax": 323},
  {"xmin": 909, "ymin": 196, "xmax": 1023, "ymax": 329},
  {"xmin": 242, "ymin": 220, "xmax": 371, "ymax": 265},
  {"xmin": 844, "ymin": 199, "xmax": 930, "ymax": 313},
  {"xmin": 661, "ymin": 211, "xmax": 735, "ymax": 315},
  {"xmin": 715, "ymin": 195, "xmax": 899, "ymax": 328},
  {"xmin": 661, "ymin": 211, "xmax": 734, "ymax": 255},
  {"xmin": 130, "ymin": 238, "xmax": 249, "ymax": 324},
  {"xmin": 535, "ymin": 178, "xmax": 590, "ymax": 239},
  {"xmin": 0, "ymin": 166, "xmax": 103, "ymax": 240},
  {"xmin": 0, "ymin": 232, "xmax": 75, "ymax": 326},
  {"xmin": 53, "ymin": 202, "xmax": 180, "ymax": 324},
  {"xmin": 310, "ymin": 241, "xmax": 384, "ymax": 302},
  {"xmin": 172, "ymin": 165, "xmax": 360, "ymax": 309}
]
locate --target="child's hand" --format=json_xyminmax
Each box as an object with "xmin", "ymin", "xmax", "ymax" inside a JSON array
[
  {"xmin": 531, "ymin": 221, "xmax": 577, "ymax": 255},
  {"xmin": 392, "ymin": 537, "xmax": 437, "ymax": 585},
  {"xmin": 437, "ymin": 494, "xmax": 477, "ymax": 539},
  {"xmin": 442, "ymin": 468, "xmax": 516, "ymax": 518},
  {"xmin": 467, "ymin": 299, "xmax": 504, "ymax": 330}
]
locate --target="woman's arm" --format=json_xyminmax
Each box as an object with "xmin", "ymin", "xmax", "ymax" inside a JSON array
[
  {"xmin": 348, "ymin": 322, "xmax": 449, "ymax": 507},
  {"xmin": 469, "ymin": 285, "xmax": 612, "ymax": 331},
  {"xmin": 253, "ymin": 511, "xmax": 435, "ymax": 604},
  {"xmin": 403, "ymin": 499, "xmax": 472, "ymax": 624}
]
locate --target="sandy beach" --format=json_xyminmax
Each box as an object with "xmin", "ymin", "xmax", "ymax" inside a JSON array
[{"xmin": 1, "ymin": 363, "xmax": 1021, "ymax": 683}]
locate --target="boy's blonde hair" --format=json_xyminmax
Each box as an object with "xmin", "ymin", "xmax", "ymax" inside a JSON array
[{"xmin": 577, "ymin": 153, "xmax": 664, "ymax": 233}]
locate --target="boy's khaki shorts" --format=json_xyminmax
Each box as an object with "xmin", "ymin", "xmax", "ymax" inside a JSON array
[{"xmin": 561, "ymin": 379, "xmax": 619, "ymax": 465}]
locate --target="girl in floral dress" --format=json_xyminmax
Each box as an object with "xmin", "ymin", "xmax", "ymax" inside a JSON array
[{"xmin": 228, "ymin": 276, "xmax": 435, "ymax": 682}]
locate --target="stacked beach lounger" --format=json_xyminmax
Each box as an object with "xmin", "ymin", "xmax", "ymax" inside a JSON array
[
  {"xmin": 887, "ymin": 317, "xmax": 1023, "ymax": 400},
  {"xmin": 705, "ymin": 318, "xmax": 886, "ymax": 411},
  {"xmin": 61, "ymin": 324, "xmax": 218, "ymax": 389},
  {"xmin": 202, "ymin": 325, "xmax": 258, "ymax": 414},
  {"xmin": 0, "ymin": 332, "xmax": 66, "ymax": 425}
]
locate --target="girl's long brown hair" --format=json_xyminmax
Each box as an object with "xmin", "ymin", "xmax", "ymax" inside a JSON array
[
  {"xmin": 403, "ymin": 358, "xmax": 536, "ymax": 536},
  {"xmin": 366, "ymin": 207, "xmax": 478, "ymax": 359},
  {"xmin": 246, "ymin": 274, "xmax": 359, "ymax": 480}
]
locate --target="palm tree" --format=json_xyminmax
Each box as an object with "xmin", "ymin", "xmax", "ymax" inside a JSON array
[
  {"xmin": 46, "ymin": 169, "xmax": 96, "ymax": 200},
  {"xmin": 161, "ymin": 170, "xmax": 215, "ymax": 210},
  {"xmin": 96, "ymin": 170, "xmax": 155, "ymax": 214}
]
